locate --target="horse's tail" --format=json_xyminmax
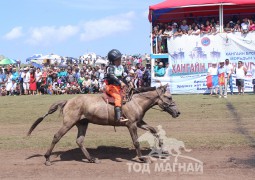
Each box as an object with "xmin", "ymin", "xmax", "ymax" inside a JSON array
[{"xmin": 27, "ymin": 100, "xmax": 68, "ymax": 136}]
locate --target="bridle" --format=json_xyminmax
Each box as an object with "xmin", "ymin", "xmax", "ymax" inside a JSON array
[
  {"xmin": 155, "ymin": 88, "xmax": 176, "ymax": 112},
  {"xmin": 134, "ymin": 87, "xmax": 175, "ymax": 112}
]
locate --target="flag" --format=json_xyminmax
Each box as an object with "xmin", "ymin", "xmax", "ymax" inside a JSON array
[
  {"xmin": 207, "ymin": 75, "xmax": 218, "ymax": 88},
  {"xmin": 218, "ymin": 73, "xmax": 225, "ymax": 86}
]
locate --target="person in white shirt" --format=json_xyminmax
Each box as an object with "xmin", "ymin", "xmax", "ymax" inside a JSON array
[
  {"xmin": 98, "ymin": 64, "xmax": 106, "ymax": 91},
  {"xmin": 225, "ymin": 59, "xmax": 234, "ymax": 95},
  {"xmin": 241, "ymin": 18, "xmax": 250, "ymax": 34},
  {"xmin": 21, "ymin": 67, "xmax": 30, "ymax": 95},
  {"xmin": 10, "ymin": 79, "xmax": 17, "ymax": 95},
  {"xmin": 235, "ymin": 61, "xmax": 247, "ymax": 95},
  {"xmin": 207, "ymin": 62, "xmax": 218, "ymax": 95},
  {"xmin": 251, "ymin": 63, "xmax": 255, "ymax": 94},
  {"xmin": 35, "ymin": 68, "xmax": 42, "ymax": 95},
  {"xmin": 6, "ymin": 72, "xmax": 13, "ymax": 95}
]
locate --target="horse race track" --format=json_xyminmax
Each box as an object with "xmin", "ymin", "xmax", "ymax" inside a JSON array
[{"xmin": 0, "ymin": 94, "xmax": 255, "ymax": 179}]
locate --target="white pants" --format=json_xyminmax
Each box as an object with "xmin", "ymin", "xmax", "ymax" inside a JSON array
[{"xmin": 23, "ymin": 82, "xmax": 29, "ymax": 90}]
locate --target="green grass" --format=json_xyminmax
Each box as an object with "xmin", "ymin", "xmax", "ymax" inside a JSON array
[{"xmin": 0, "ymin": 94, "xmax": 255, "ymax": 150}]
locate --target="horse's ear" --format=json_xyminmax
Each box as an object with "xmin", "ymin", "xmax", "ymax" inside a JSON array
[{"xmin": 162, "ymin": 83, "xmax": 168, "ymax": 92}]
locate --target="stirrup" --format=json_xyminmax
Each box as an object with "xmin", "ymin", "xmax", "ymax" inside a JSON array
[{"xmin": 119, "ymin": 117, "xmax": 129, "ymax": 122}]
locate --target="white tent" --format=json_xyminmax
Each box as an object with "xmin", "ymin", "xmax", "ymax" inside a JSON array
[
  {"xmin": 36, "ymin": 54, "xmax": 63, "ymax": 64},
  {"xmin": 95, "ymin": 58, "xmax": 108, "ymax": 65}
]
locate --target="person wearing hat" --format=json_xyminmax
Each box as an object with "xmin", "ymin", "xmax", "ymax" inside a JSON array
[
  {"xmin": 154, "ymin": 61, "xmax": 165, "ymax": 77},
  {"xmin": 21, "ymin": 67, "xmax": 30, "ymax": 95},
  {"xmin": 105, "ymin": 49, "xmax": 128, "ymax": 122}
]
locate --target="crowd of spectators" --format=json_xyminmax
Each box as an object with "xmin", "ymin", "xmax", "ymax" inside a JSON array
[
  {"xmin": 152, "ymin": 15, "xmax": 255, "ymax": 54},
  {"xmin": 0, "ymin": 57, "xmax": 152, "ymax": 96}
]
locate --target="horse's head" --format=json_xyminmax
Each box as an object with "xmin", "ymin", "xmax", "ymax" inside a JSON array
[{"xmin": 156, "ymin": 84, "xmax": 180, "ymax": 118}]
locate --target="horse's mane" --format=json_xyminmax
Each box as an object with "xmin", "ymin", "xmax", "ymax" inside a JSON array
[{"xmin": 133, "ymin": 87, "xmax": 156, "ymax": 94}]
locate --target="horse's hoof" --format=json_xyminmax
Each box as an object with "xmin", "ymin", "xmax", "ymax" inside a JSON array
[
  {"xmin": 45, "ymin": 161, "xmax": 52, "ymax": 166},
  {"xmin": 89, "ymin": 158, "xmax": 100, "ymax": 164},
  {"xmin": 94, "ymin": 158, "xmax": 100, "ymax": 164},
  {"xmin": 139, "ymin": 156, "xmax": 152, "ymax": 163}
]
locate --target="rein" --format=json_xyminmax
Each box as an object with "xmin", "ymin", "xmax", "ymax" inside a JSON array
[{"xmin": 135, "ymin": 87, "xmax": 176, "ymax": 112}]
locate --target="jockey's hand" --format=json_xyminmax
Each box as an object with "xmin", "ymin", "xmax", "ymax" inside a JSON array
[{"xmin": 120, "ymin": 82, "xmax": 126, "ymax": 88}]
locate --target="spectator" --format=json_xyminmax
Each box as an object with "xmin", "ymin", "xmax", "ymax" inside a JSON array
[
  {"xmin": 29, "ymin": 68, "xmax": 37, "ymax": 95},
  {"xmin": 135, "ymin": 63, "xmax": 143, "ymax": 88},
  {"xmin": 154, "ymin": 62, "xmax": 165, "ymax": 77},
  {"xmin": 217, "ymin": 61, "xmax": 228, "ymax": 98},
  {"xmin": 251, "ymin": 63, "xmax": 255, "ymax": 94},
  {"xmin": 82, "ymin": 75, "xmax": 91, "ymax": 94},
  {"xmin": 11, "ymin": 67, "xmax": 19, "ymax": 82},
  {"xmin": 235, "ymin": 61, "xmax": 247, "ymax": 95},
  {"xmin": 241, "ymin": 18, "xmax": 250, "ymax": 34},
  {"xmin": 207, "ymin": 62, "xmax": 218, "ymax": 95},
  {"xmin": 0, "ymin": 68, "xmax": 6, "ymax": 96},
  {"xmin": 6, "ymin": 71, "xmax": 13, "ymax": 95},
  {"xmin": 225, "ymin": 59, "xmax": 234, "ymax": 95},
  {"xmin": 180, "ymin": 20, "xmax": 189, "ymax": 32},
  {"xmin": 171, "ymin": 23, "xmax": 178, "ymax": 36},
  {"xmin": 224, "ymin": 23, "xmax": 232, "ymax": 33},
  {"xmin": 35, "ymin": 68, "xmax": 42, "ymax": 95},
  {"xmin": 232, "ymin": 24, "xmax": 241, "ymax": 32},
  {"xmin": 1, "ymin": 84, "xmax": 7, "ymax": 96},
  {"xmin": 192, "ymin": 25, "xmax": 200, "ymax": 35},
  {"xmin": 90, "ymin": 76, "xmax": 99, "ymax": 93},
  {"xmin": 249, "ymin": 19, "xmax": 255, "ymax": 31},
  {"xmin": 9, "ymin": 79, "xmax": 17, "ymax": 96}
]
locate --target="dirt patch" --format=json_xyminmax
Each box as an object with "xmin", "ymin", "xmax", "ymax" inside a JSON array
[{"xmin": 1, "ymin": 147, "xmax": 255, "ymax": 179}]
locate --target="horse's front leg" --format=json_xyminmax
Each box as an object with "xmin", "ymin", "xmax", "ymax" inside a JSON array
[
  {"xmin": 137, "ymin": 120, "xmax": 162, "ymax": 148},
  {"xmin": 127, "ymin": 122, "xmax": 151, "ymax": 163}
]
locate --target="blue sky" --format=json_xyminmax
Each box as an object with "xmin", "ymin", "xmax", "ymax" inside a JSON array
[{"xmin": 0, "ymin": 0, "xmax": 161, "ymax": 62}]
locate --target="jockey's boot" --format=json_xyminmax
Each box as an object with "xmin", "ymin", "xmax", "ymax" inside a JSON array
[{"xmin": 114, "ymin": 107, "xmax": 128, "ymax": 122}]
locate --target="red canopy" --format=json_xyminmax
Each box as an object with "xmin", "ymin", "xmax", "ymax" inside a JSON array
[{"xmin": 149, "ymin": 0, "xmax": 255, "ymax": 22}]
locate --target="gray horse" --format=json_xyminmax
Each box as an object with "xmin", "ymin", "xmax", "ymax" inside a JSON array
[{"xmin": 27, "ymin": 84, "xmax": 180, "ymax": 165}]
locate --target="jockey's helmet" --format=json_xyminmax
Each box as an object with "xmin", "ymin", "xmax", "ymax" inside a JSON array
[{"xmin": 108, "ymin": 49, "xmax": 122, "ymax": 63}]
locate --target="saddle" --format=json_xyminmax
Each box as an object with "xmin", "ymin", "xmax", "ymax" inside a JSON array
[
  {"xmin": 102, "ymin": 85, "xmax": 134, "ymax": 105},
  {"xmin": 102, "ymin": 92, "xmax": 127, "ymax": 105}
]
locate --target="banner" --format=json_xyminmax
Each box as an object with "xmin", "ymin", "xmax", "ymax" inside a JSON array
[{"xmin": 151, "ymin": 32, "xmax": 255, "ymax": 94}]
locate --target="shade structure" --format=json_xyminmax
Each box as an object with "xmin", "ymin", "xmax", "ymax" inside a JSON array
[
  {"xmin": 149, "ymin": 0, "xmax": 255, "ymax": 23},
  {"xmin": 26, "ymin": 54, "xmax": 43, "ymax": 62},
  {"xmin": 0, "ymin": 58, "xmax": 16, "ymax": 65}
]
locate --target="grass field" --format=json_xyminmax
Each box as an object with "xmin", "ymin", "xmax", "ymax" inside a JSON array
[{"xmin": 0, "ymin": 94, "xmax": 255, "ymax": 151}]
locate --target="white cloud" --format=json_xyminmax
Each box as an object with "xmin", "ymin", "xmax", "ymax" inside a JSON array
[
  {"xmin": 26, "ymin": 25, "xmax": 79, "ymax": 46},
  {"xmin": 3, "ymin": 26, "xmax": 23, "ymax": 40},
  {"xmin": 59, "ymin": 0, "xmax": 147, "ymax": 11},
  {"xmin": 6, "ymin": 11, "xmax": 135, "ymax": 46},
  {"xmin": 80, "ymin": 11, "xmax": 135, "ymax": 41}
]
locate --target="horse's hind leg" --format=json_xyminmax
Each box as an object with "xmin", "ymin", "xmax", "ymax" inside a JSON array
[
  {"xmin": 44, "ymin": 122, "xmax": 75, "ymax": 166},
  {"xmin": 76, "ymin": 120, "xmax": 99, "ymax": 163}
]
